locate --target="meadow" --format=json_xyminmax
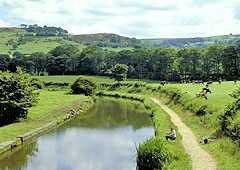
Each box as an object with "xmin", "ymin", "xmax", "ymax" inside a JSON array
[
  {"xmin": 35, "ymin": 75, "xmax": 238, "ymax": 111},
  {"xmin": 167, "ymin": 81, "xmax": 237, "ymax": 112},
  {"xmin": 0, "ymin": 90, "xmax": 92, "ymax": 143},
  {"xmin": 33, "ymin": 75, "xmax": 114, "ymax": 84},
  {"xmin": 0, "ymin": 28, "xmax": 85, "ymax": 55}
]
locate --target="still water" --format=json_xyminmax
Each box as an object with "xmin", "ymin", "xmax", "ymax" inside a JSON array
[{"xmin": 0, "ymin": 97, "xmax": 154, "ymax": 170}]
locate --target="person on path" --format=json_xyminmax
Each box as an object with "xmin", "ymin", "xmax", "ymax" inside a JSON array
[{"xmin": 166, "ymin": 128, "xmax": 176, "ymax": 141}]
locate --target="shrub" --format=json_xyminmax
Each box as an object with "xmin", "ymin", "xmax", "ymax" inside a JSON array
[
  {"xmin": 30, "ymin": 78, "xmax": 44, "ymax": 89},
  {"xmin": 71, "ymin": 77, "xmax": 96, "ymax": 96},
  {"xmin": 137, "ymin": 137, "xmax": 176, "ymax": 170},
  {"xmin": 44, "ymin": 81, "xmax": 69, "ymax": 87},
  {"xmin": 220, "ymin": 97, "xmax": 240, "ymax": 143},
  {"xmin": 111, "ymin": 64, "xmax": 128, "ymax": 81},
  {"xmin": 0, "ymin": 68, "xmax": 38, "ymax": 126},
  {"xmin": 230, "ymin": 87, "xmax": 240, "ymax": 99}
]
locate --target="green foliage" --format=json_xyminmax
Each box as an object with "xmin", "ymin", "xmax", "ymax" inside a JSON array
[
  {"xmin": 137, "ymin": 137, "xmax": 176, "ymax": 170},
  {"xmin": 71, "ymin": 77, "xmax": 96, "ymax": 96},
  {"xmin": 24, "ymin": 24, "xmax": 68, "ymax": 36},
  {"xmin": 50, "ymin": 44, "xmax": 79, "ymax": 57},
  {"xmin": 230, "ymin": 87, "xmax": 240, "ymax": 99},
  {"xmin": 30, "ymin": 78, "xmax": 44, "ymax": 89},
  {"xmin": 111, "ymin": 64, "xmax": 128, "ymax": 81},
  {"xmin": 220, "ymin": 96, "xmax": 240, "ymax": 143},
  {"xmin": 0, "ymin": 68, "xmax": 38, "ymax": 126},
  {"xmin": 69, "ymin": 33, "xmax": 141, "ymax": 48},
  {"xmin": 0, "ymin": 54, "xmax": 10, "ymax": 71}
]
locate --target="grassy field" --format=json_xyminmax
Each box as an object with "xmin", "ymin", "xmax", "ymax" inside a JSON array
[
  {"xmin": 17, "ymin": 37, "xmax": 85, "ymax": 54},
  {"xmin": 0, "ymin": 90, "xmax": 92, "ymax": 143},
  {"xmin": 0, "ymin": 28, "xmax": 85, "ymax": 55},
  {"xmin": 33, "ymin": 75, "xmax": 114, "ymax": 84},
  {"xmin": 17, "ymin": 38, "xmax": 62, "ymax": 54},
  {"xmin": 33, "ymin": 75, "xmax": 239, "ymax": 111},
  {"xmin": 0, "ymin": 28, "xmax": 22, "ymax": 54},
  {"xmin": 167, "ymin": 81, "xmax": 238, "ymax": 112}
]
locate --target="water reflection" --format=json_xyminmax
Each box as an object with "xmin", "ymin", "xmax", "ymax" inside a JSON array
[{"xmin": 0, "ymin": 97, "xmax": 153, "ymax": 170}]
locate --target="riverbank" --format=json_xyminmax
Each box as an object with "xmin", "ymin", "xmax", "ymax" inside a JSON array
[
  {"xmin": 97, "ymin": 91, "xmax": 192, "ymax": 170},
  {"xmin": 0, "ymin": 90, "xmax": 93, "ymax": 158},
  {"xmin": 97, "ymin": 80, "xmax": 240, "ymax": 170}
]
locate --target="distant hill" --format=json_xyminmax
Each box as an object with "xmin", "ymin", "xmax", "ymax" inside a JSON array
[
  {"xmin": 0, "ymin": 27, "xmax": 82, "ymax": 55},
  {"xmin": 69, "ymin": 33, "xmax": 240, "ymax": 48},
  {"xmin": 68, "ymin": 33, "xmax": 140, "ymax": 48},
  {"xmin": 141, "ymin": 34, "xmax": 240, "ymax": 48},
  {"xmin": 0, "ymin": 26, "xmax": 240, "ymax": 55}
]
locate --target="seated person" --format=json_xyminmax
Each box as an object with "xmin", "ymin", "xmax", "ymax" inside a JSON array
[{"xmin": 166, "ymin": 128, "xmax": 176, "ymax": 141}]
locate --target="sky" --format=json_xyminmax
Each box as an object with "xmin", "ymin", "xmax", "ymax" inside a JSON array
[{"xmin": 0, "ymin": 0, "xmax": 239, "ymax": 38}]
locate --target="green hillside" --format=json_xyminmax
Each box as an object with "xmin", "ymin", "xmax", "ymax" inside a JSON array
[
  {"xmin": 1, "ymin": 26, "xmax": 240, "ymax": 56},
  {"xmin": 141, "ymin": 34, "xmax": 240, "ymax": 48},
  {"xmin": 0, "ymin": 27, "xmax": 84, "ymax": 55},
  {"xmin": 68, "ymin": 33, "xmax": 140, "ymax": 48}
]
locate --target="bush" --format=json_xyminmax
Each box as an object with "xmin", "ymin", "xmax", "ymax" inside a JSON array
[
  {"xmin": 137, "ymin": 137, "xmax": 176, "ymax": 170},
  {"xmin": 0, "ymin": 68, "xmax": 38, "ymax": 126},
  {"xmin": 220, "ymin": 98, "xmax": 240, "ymax": 143},
  {"xmin": 30, "ymin": 78, "xmax": 44, "ymax": 89},
  {"xmin": 44, "ymin": 81, "xmax": 69, "ymax": 87},
  {"xmin": 230, "ymin": 87, "xmax": 240, "ymax": 99},
  {"xmin": 111, "ymin": 64, "xmax": 128, "ymax": 81},
  {"xmin": 71, "ymin": 77, "xmax": 96, "ymax": 96}
]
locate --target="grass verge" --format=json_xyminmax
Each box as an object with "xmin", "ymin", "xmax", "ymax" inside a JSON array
[{"xmin": 0, "ymin": 90, "xmax": 93, "ymax": 143}]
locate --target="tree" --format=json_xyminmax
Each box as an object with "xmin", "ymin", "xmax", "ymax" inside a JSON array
[
  {"xmin": 203, "ymin": 45, "xmax": 224, "ymax": 80},
  {"xmin": 0, "ymin": 54, "xmax": 10, "ymax": 71},
  {"xmin": 177, "ymin": 48, "xmax": 202, "ymax": 81},
  {"xmin": 0, "ymin": 68, "xmax": 38, "ymax": 126},
  {"xmin": 111, "ymin": 64, "xmax": 128, "ymax": 81},
  {"xmin": 222, "ymin": 46, "xmax": 240, "ymax": 80},
  {"xmin": 26, "ymin": 52, "xmax": 47, "ymax": 75},
  {"xmin": 76, "ymin": 45, "xmax": 105, "ymax": 75},
  {"xmin": 71, "ymin": 77, "xmax": 96, "ymax": 96},
  {"xmin": 50, "ymin": 44, "xmax": 79, "ymax": 57},
  {"xmin": 8, "ymin": 52, "xmax": 25, "ymax": 72}
]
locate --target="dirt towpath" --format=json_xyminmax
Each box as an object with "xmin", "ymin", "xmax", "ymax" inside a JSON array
[{"xmin": 151, "ymin": 98, "xmax": 216, "ymax": 170}]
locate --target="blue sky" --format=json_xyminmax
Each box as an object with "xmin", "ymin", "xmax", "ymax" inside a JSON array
[{"xmin": 0, "ymin": 0, "xmax": 239, "ymax": 38}]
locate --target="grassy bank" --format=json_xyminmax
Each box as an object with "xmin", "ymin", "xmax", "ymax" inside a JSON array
[
  {"xmin": 97, "ymin": 91, "xmax": 191, "ymax": 170},
  {"xmin": 0, "ymin": 90, "xmax": 93, "ymax": 143},
  {"xmin": 98, "ymin": 80, "xmax": 240, "ymax": 170},
  {"xmin": 156, "ymin": 95, "xmax": 240, "ymax": 170}
]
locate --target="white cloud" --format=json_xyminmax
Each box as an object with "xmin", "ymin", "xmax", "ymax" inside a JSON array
[
  {"xmin": 0, "ymin": 19, "xmax": 9, "ymax": 27},
  {"xmin": 0, "ymin": 0, "xmax": 240, "ymax": 38}
]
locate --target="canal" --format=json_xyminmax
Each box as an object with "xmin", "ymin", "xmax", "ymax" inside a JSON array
[{"xmin": 0, "ymin": 97, "xmax": 154, "ymax": 170}]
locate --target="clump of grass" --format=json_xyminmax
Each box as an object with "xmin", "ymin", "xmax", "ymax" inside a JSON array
[{"xmin": 137, "ymin": 137, "xmax": 177, "ymax": 170}]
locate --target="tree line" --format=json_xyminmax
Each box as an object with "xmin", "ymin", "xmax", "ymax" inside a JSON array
[
  {"xmin": 20, "ymin": 24, "xmax": 68, "ymax": 36},
  {"xmin": 0, "ymin": 44, "xmax": 239, "ymax": 81}
]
